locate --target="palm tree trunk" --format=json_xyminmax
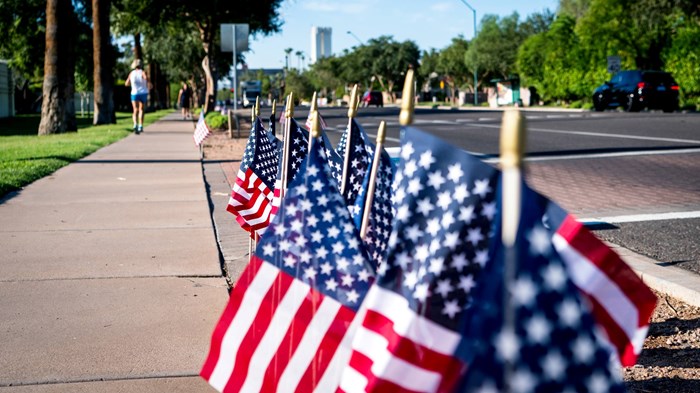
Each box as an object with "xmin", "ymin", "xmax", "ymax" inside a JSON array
[
  {"xmin": 134, "ymin": 32, "xmax": 142, "ymax": 61},
  {"xmin": 93, "ymin": 0, "xmax": 115, "ymax": 125},
  {"xmin": 38, "ymin": 0, "xmax": 73, "ymax": 135}
]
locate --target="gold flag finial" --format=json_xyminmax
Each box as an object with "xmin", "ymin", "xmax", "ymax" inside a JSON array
[
  {"xmin": 310, "ymin": 91, "xmax": 318, "ymax": 113},
  {"xmin": 254, "ymin": 96, "xmax": 260, "ymax": 118},
  {"xmin": 271, "ymin": 99, "xmax": 277, "ymax": 116},
  {"xmin": 310, "ymin": 109, "xmax": 321, "ymax": 138},
  {"xmin": 348, "ymin": 84, "xmax": 358, "ymax": 118},
  {"xmin": 399, "ymin": 69, "xmax": 415, "ymax": 126},
  {"xmin": 376, "ymin": 121, "xmax": 386, "ymax": 144},
  {"xmin": 285, "ymin": 92, "xmax": 294, "ymax": 118},
  {"xmin": 499, "ymin": 109, "xmax": 526, "ymax": 170}
]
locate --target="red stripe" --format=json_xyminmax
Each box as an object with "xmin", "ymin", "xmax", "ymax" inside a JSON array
[
  {"xmin": 294, "ymin": 304, "xmax": 356, "ymax": 392},
  {"xmin": 223, "ymin": 268, "xmax": 294, "ymax": 393},
  {"xmin": 582, "ymin": 292, "xmax": 639, "ymax": 366},
  {"xmin": 347, "ymin": 350, "xmax": 423, "ymax": 393},
  {"xmin": 361, "ymin": 310, "xmax": 462, "ymax": 374},
  {"xmin": 200, "ymin": 257, "xmax": 263, "ymax": 380},
  {"xmin": 259, "ymin": 290, "xmax": 324, "ymax": 393},
  {"xmin": 557, "ymin": 215, "xmax": 657, "ymax": 365}
]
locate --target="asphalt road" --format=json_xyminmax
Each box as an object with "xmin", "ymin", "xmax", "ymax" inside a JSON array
[{"xmin": 290, "ymin": 106, "xmax": 700, "ymax": 277}]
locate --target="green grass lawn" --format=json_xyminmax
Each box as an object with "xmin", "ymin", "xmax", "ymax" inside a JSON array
[{"xmin": 0, "ymin": 110, "xmax": 172, "ymax": 198}]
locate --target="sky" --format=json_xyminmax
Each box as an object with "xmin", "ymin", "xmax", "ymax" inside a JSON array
[{"xmin": 240, "ymin": 0, "xmax": 559, "ymax": 70}]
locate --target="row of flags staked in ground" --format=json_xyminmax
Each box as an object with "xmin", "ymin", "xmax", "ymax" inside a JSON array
[{"xmin": 203, "ymin": 110, "xmax": 657, "ymax": 392}]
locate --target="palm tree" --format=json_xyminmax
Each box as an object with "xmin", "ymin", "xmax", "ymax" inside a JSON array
[
  {"xmin": 93, "ymin": 0, "xmax": 115, "ymax": 124},
  {"xmin": 295, "ymin": 50, "xmax": 302, "ymax": 70},
  {"xmin": 284, "ymin": 47, "xmax": 293, "ymax": 70}
]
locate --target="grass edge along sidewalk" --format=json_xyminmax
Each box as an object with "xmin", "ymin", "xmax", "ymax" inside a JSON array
[{"xmin": 0, "ymin": 110, "xmax": 173, "ymax": 198}]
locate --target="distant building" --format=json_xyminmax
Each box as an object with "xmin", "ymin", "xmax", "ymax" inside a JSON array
[
  {"xmin": 310, "ymin": 27, "xmax": 332, "ymax": 64},
  {"xmin": 0, "ymin": 61, "xmax": 14, "ymax": 118}
]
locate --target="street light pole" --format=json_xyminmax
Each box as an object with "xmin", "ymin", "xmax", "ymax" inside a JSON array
[
  {"xmin": 347, "ymin": 31, "xmax": 363, "ymax": 46},
  {"xmin": 458, "ymin": 0, "xmax": 478, "ymax": 106}
]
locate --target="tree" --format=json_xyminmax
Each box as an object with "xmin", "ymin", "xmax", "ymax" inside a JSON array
[
  {"xmin": 352, "ymin": 36, "xmax": 420, "ymax": 101},
  {"xmin": 38, "ymin": 0, "xmax": 76, "ymax": 135},
  {"xmin": 93, "ymin": 0, "xmax": 115, "ymax": 124},
  {"xmin": 465, "ymin": 13, "xmax": 527, "ymax": 85},
  {"xmin": 284, "ymin": 47, "xmax": 293, "ymax": 70},
  {"xmin": 437, "ymin": 36, "xmax": 470, "ymax": 102},
  {"xmin": 663, "ymin": 19, "xmax": 700, "ymax": 109}
]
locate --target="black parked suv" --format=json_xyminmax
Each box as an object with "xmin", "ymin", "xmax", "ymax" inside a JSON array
[{"xmin": 593, "ymin": 70, "xmax": 679, "ymax": 112}]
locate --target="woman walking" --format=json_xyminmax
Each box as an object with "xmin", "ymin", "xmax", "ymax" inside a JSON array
[
  {"xmin": 125, "ymin": 59, "xmax": 148, "ymax": 133},
  {"xmin": 177, "ymin": 82, "xmax": 192, "ymax": 120}
]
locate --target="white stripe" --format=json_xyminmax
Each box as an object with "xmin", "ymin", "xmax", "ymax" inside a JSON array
[
  {"xmin": 208, "ymin": 263, "xmax": 279, "ymax": 391},
  {"xmin": 239, "ymin": 279, "xmax": 310, "ymax": 393},
  {"xmin": 481, "ymin": 148, "xmax": 700, "ymax": 164},
  {"xmin": 363, "ymin": 286, "xmax": 461, "ymax": 354},
  {"xmin": 314, "ymin": 301, "xmax": 367, "ymax": 393},
  {"xmin": 339, "ymin": 365, "xmax": 369, "ymax": 393},
  {"xmin": 238, "ymin": 189, "xmax": 269, "ymax": 217},
  {"xmin": 579, "ymin": 210, "xmax": 700, "ymax": 224},
  {"xmin": 348, "ymin": 325, "xmax": 444, "ymax": 392},
  {"xmin": 277, "ymin": 298, "xmax": 342, "ymax": 393},
  {"xmin": 231, "ymin": 185, "xmax": 253, "ymax": 200},
  {"xmin": 553, "ymin": 235, "xmax": 640, "ymax": 347},
  {"xmin": 244, "ymin": 202, "xmax": 272, "ymax": 227}
]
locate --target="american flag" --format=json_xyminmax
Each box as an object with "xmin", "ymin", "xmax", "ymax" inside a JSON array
[
  {"xmin": 305, "ymin": 110, "xmax": 328, "ymax": 131},
  {"xmin": 544, "ymin": 200, "xmax": 657, "ymax": 366},
  {"xmin": 226, "ymin": 118, "xmax": 279, "ymax": 236},
  {"xmin": 193, "ymin": 113, "xmax": 211, "ymax": 146},
  {"xmin": 340, "ymin": 128, "xmax": 499, "ymax": 392},
  {"xmin": 334, "ymin": 119, "xmax": 375, "ymax": 205},
  {"xmin": 270, "ymin": 118, "xmax": 309, "ymax": 217},
  {"xmin": 201, "ymin": 134, "xmax": 376, "ymax": 392},
  {"xmin": 457, "ymin": 182, "xmax": 626, "ymax": 392},
  {"xmin": 349, "ymin": 147, "xmax": 394, "ymax": 269}
]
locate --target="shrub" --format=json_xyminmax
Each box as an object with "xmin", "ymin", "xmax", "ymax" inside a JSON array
[{"xmin": 205, "ymin": 111, "xmax": 228, "ymax": 130}]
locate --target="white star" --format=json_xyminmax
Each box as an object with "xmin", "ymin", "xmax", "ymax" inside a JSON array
[
  {"xmin": 447, "ymin": 163, "xmax": 464, "ymax": 183},
  {"xmin": 328, "ymin": 226, "xmax": 340, "ymax": 238},
  {"xmin": 435, "ymin": 279, "xmax": 454, "ymax": 298},
  {"xmin": 322, "ymin": 211, "xmax": 334, "ymax": 222},
  {"xmin": 444, "ymin": 231, "xmax": 460, "ymax": 250},
  {"xmin": 458, "ymin": 275, "xmax": 476, "ymax": 293},
  {"xmin": 299, "ymin": 199, "xmax": 312, "ymax": 212},
  {"xmin": 442, "ymin": 299, "xmax": 460, "ymax": 319},
  {"xmin": 426, "ymin": 218, "xmax": 441, "ymax": 236},
  {"xmin": 415, "ymin": 244, "xmax": 430, "ymax": 262},
  {"xmin": 416, "ymin": 198, "xmax": 434, "ymax": 216},
  {"xmin": 429, "ymin": 257, "xmax": 445, "ymax": 275},
  {"xmin": 559, "ymin": 299, "xmax": 581, "ymax": 327},
  {"xmin": 290, "ymin": 219, "xmax": 303, "ymax": 233},
  {"xmin": 404, "ymin": 160, "xmax": 418, "ymax": 177},
  {"xmin": 286, "ymin": 203, "xmax": 299, "ymax": 217},
  {"xmin": 406, "ymin": 225, "xmax": 423, "ymax": 242},
  {"xmin": 319, "ymin": 262, "xmax": 333, "ymax": 275},
  {"xmin": 511, "ymin": 369, "xmax": 536, "ymax": 393},
  {"xmin": 311, "ymin": 179, "xmax": 324, "ymax": 191},
  {"xmin": 413, "ymin": 282, "xmax": 430, "ymax": 301},
  {"xmin": 473, "ymin": 383, "xmax": 499, "ymax": 393},
  {"xmin": 307, "ymin": 215, "xmax": 319, "ymax": 227},
  {"xmin": 407, "ymin": 179, "xmax": 423, "ymax": 196},
  {"xmin": 451, "ymin": 253, "xmax": 468, "ymax": 271},
  {"xmin": 304, "ymin": 267, "xmax": 317, "ymax": 280},
  {"xmin": 467, "ymin": 228, "xmax": 484, "ymax": 245},
  {"xmin": 311, "ymin": 230, "xmax": 323, "ymax": 243},
  {"xmin": 396, "ymin": 252, "xmax": 412, "ymax": 270},
  {"xmin": 453, "ymin": 184, "xmax": 469, "ymax": 203},
  {"xmin": 436, "ymin": 191, "xmax": 452, "ymax": 210},
  {"xmin": 459, "ymin": 205, "xmax": 476, "ymax": 223},
  {"xmin": 528, "ymin": 226, "xmax": 551, "ymax": 256},
  {"xmin": 419, "ymin": 150, "xmax": 435, "ymax": 169},
  {"xmin": 295, "ymin": 235, "xmax": 308, "ymax": 248},
  {"xmin": 377, "ymin": 261, "xmax": 388, "ymax": 276},
  {"xmin": 396, "ymin": 205, "xmax": 411, "ymax": 222},
  {"xmin": 346, "ymin": 289, "xmax": 360, "ymax": 303},
  {"xmin": 541, "ymin": 350, "xmax": 566, "ymax": 381},
  {"xmin": 400, "ymin": 142, "xmax": 414, "ymax": 160},
  {"xmin": 283, "ymin": 254, "xmax": 297, "ymax": 267},
  {"xmin": 334, "ymin": 270, "xmax": 354, "ymax": 289},
  {"xmin": 441, "ymin": 212, "xmax": 455, "ymax": 229},
  {"xmin": 325, "ymin": 278, "xmax": 338, "ymax": 291},
  {"xmin": 352, "ymin": 254, "xmax": 365, "ymax": 266},
  {"xmin": 572, "ymin": 336, "xmax": 595, "ymax": 364},
  {"xmin": 337, "ymin": 257, "xmax": 350, "ymax": 271},
  {"xmin": 495, "ymin": 329, "xmax": 519, "ymax": 362},
  {"xmin": 473, "ymin": 178, "xmax": 492, "ymax": 198},
  {"xmin": 481, "ymin": 201, "xmax": 496, "ymax": 221},
  {"xmin": 279, "ymin": 239, "xmax": 292, "ymax": 252},
  {"xmin": 404, "ymin": 270, "xmax": 418, "ymax": 289},
  {"xmin": 427, "ymin": 171, "xmax": 445, "ymax": 190},
  {"xmin": 587, "ymin": 373, "xmax": 610, "ymax": 393},
  {"xmin": 332, "ymin": 241, "xmax": 344, "ymax": 254},
  {"xmin": 543, "ymin": 263, "xmax": 567, "ymax": 290},
  {"xmin": 358, "ymin": 269, "xmax": 371, "ymax": 282},
  {"xmin": 263, "ymin": 243, "xmax": 275, "ymax": 256},
  {"xmin": 316, "ymin": 246, "xmax": 329, "ymax": 259},
  {"xmin": 317, "ymin": 195, "xmax": 329, "ymax": 206},
  {"xmin": 347, "ymin": 237, "xmax": 359, "ymax": 250},
  {"xmin": 474, "ymin": 249, "xmax": 489, "ymax": 267},
  {"xmin": 526, "ymin": 314, "xmax": 551, "ymax": 344},
  {"xmin": 512, "ymin": 276, "xmax": 538, "ymax": 306}
]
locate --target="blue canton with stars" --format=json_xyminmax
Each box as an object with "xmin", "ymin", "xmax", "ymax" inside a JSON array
[
  {"xmin": 245, "ymin": 118, "xmax": 280, "ymax": 190},
  {"xmin": 457, "ymin": 181, "xmax": 625, "ymax": 393},
  {"xmin": 350, "ymin": 146, "xmax": 394, "ymax": 269},
  {"xmin": 333, "ymin": 119, "xmax": 375, "ymax": 205},
  {"xmin": 256, "ymin": 135, "xmax": 375, "ymax": 310},
  {"xmin": 379, "ymin": 127, "xmax": 499, "ymax": 332}
]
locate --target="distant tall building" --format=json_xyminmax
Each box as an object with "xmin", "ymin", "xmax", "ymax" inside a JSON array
[{"xmin": 310, "ymin": 26, "xmax": 332, "ymax": 64}]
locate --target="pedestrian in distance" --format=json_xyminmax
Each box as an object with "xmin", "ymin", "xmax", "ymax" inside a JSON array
[
  {"xmin": 125, "ymin": 59, "xmax": 148, "ymax": 134},
  {"xmin": 177, "ymin": 82, "xmax": 192, "ymax": 120}
]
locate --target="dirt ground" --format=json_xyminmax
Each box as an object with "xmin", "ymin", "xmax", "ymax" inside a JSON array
[{"xmin": 202, "ymin": 124, "xmax": 700, "ymax": 392}]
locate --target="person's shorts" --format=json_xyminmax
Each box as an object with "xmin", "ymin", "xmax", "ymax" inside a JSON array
[{"xmin": 131, "ymin": 93, "xmax": 148, "ymax": 104}]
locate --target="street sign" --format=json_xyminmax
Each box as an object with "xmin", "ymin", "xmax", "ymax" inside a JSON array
[
  {"xmin": 607, "ymin": 55, "xmax": 621, "ymax": 74},
  {"xmin": 220, "ymin": 24, "xmax": 249, "ymax": 52}
]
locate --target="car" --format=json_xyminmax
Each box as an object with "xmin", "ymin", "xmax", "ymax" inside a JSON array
[
  {"xmin": 593, "ymin": 70, "xmax": 679, "ymax": 112},
  {"xmin": 362, "ymin": 91, "xmax": 383, "ymax": 107}
]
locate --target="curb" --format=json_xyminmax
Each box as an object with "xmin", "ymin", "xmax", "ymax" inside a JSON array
[{"xmin": 608, "ymin": 242, "xmax": 700, "ymax": 308}]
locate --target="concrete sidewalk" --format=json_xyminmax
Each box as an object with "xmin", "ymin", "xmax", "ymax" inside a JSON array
[{"xmin": 0, "ymin": 113, "xmax": 226, "ymax": 392}]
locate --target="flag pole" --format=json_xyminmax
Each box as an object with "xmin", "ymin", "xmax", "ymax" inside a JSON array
[
  {"xmin": 499, "ymin": 108, "xmax": 525, "ymax": 393},
  {"xmin": 254, "ymin": 96, "xmax": 260, "ymax": 120},
  {"xmin": 341, "ymin": 84, "xmax": 359, "ymax": 196},
  {"xmin": 399, "ymin": 69, "xmax": 415, "ymax": 126},
  {"xmin": 308, "ymin": 91, "xmax": 318, "ymax": 152},
  {"xmin": 360, "ymin": 121, "xmax": 386, "ymax": 239},
  {"xmin": 281, "ymin": 92, "xmax": 294, "ymax": 195},
  {"xmin": 270, "ymin": 99, "xmax": 277, "ymax": 136}
]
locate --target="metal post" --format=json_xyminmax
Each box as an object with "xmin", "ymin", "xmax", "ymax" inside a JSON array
[
  {"xmin": 232, "ymin": 26, "xmax": 238, "ymax": 111},
  {"xmin": 458, "ymin": 0, "xmax": 478, "ymax": 106}
]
